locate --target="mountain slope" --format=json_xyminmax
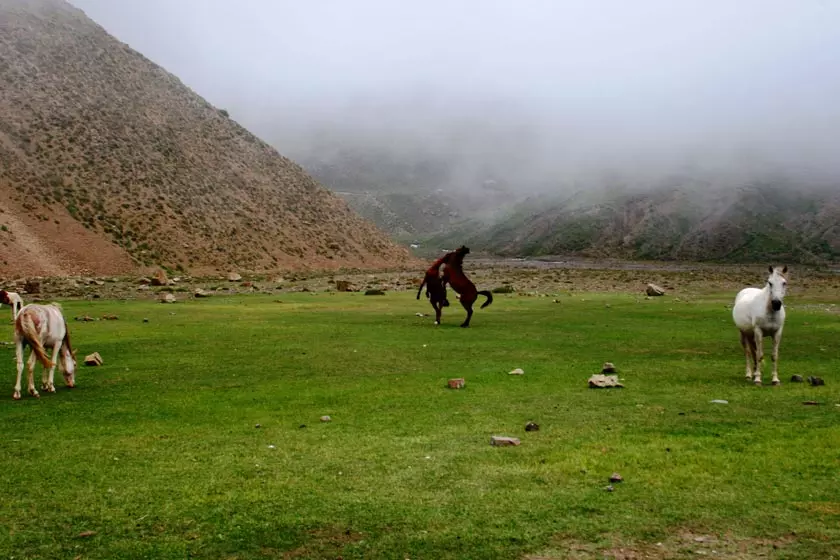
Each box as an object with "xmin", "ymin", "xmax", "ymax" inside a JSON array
[
  {"xmin": 426, "ymin": 182, "xmax": 840, "ymax": 263},
  {"xmin": 0, "ymin": 0, "xmax": 410, "ymax": 277}
]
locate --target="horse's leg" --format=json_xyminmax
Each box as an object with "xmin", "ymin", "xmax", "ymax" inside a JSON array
[
  {"xmin": 740, "ymin": 331, "xmax": 753, "ymax": 381},
  {"xmin": 752, "ymin": 327, "xmax": 764, "ymax": 386},
  {"xmin": 13, "ymin": 341, "xmax": 25, "ymax": 400},
  {"xmin": 770, "ymin": 328, "xmax": 783, "ymax": 386},
  {"xmin": 460, "ymin": 299, "xmax": 474, "ymax": 328},
  {"xmin": 433, "ymin": 300, "xmax": 442, "ymax": 325},
  {"xmin": 26, "ymin": 351, "xmax": 39, "ymax": 398},
  {"xmin": 43, "ymin": 344, "xmax": 60, "ymax": 393}
]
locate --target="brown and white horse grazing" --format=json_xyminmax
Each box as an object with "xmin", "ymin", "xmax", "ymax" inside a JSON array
[
  {"xmin": 0, "ymin": 289, "xmax": 23, "ymax": 321},
  {"xmin": 443, "ymin": 245, "xmax": 493, "ymax": 327},
  {"xmin": 417, "ymin": 252, "xmax": 454, "ymax": 325},
  {"xmin": 13, "ymin": 304, "xmax": 76, "ymax": 400}
]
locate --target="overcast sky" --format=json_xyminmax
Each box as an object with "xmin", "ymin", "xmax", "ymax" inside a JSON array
[{"xmin": 70, "ymin": 0, "xmax": 840, "ymax": 186}]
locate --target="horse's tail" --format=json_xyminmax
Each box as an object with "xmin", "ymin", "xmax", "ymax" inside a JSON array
[
  {"xmin": 478, "ymin": 290, "xmax": 493, "ymax": 309},
  {"xmin": 416, "ymin": 278, "xmax": 426, "ymax": 300},
  {"xmin": 17, "ymin": 312, "xmax": 53, "ymax": 369}
]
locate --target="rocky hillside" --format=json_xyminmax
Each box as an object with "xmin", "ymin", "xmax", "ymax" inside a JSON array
[
  {"xmin": 426, "ymin": 181, "xmax": 840, "ymax": 264},
  {"xmin": 0, "ymin": 0, "xmax": 410, "ymax": 277}
]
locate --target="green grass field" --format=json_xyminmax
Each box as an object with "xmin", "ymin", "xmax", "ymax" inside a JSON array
[{"xmin": 1, "ymin": 292, "xmax": 838, "ymax": 559}]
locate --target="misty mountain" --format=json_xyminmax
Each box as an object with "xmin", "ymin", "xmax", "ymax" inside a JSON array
[{"xmin": 425, "ymin": 180, "xmax": 840, "ymax": 263}]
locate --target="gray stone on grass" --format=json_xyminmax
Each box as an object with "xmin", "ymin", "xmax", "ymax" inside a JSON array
[
  {"xmin": 588, "ymin": 374, "xmax": 624, "ymax": 388},
  {"xmin": 490, "ymin": 436, "xmax": 521, "ymax": 446}
]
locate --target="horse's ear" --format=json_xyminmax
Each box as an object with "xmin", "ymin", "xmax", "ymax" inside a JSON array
[
  {"xmin": 768, "ymin": 265, "xmax": 774, "ymax": 273},
  {"xmin": 782, "ymin": 266, "xmax": 788, "ymax": 274}
]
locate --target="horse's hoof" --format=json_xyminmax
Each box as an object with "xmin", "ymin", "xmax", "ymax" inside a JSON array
[
  {"xmin": 753, "ymin": 380, "xmax": 762, "ymax": 386},
  {"xmin": 434, "ymin": 321, "xmax": 439, "ymax": 325},
  {"xmin": 772, "ymin": 380, "xmax": 781, "ymax": 386},
  {"xmin": 12, "ymin": 392, "xmax": 21, "ymax": 400}
]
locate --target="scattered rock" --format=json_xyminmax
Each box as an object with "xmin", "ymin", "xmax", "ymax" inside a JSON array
[
  {"xmin": 415, "ymin": 313, "xmax": 425, "ymax": 317},
  {"xmin": 790, "ymin": 375, "xmax": 804, "ymax": 383},
  {"xmin": 490, "ymin": 436, "xmax": 521, "ymax": 446},
  {"xmin": 194, "ymin": 288, "xmax": 212, "ymax": 298},
  {"xmin": 588, "ymin": 374, "xmax": 624, "ymax": 388},
  {"xmin": 508, "ymin": 368, "xmax": 525, "ymax": 375},
  {"xmin": 84, "ymin": 352, "xmax": 103, "ymax": 366},
  {"xmin": 142, "ymin": 318, "xmax": 149, "ymax": 323},
  {"xmin": 102, "ymin": 314, "xmax": 119, "ymax": 320},
  {"xmin": 710, "ymin": 399, "xmax": 729, "ymax": 404},
  {"xmin": 150, "ymin": 269, "xmax": 168, "ymax": 286},
  {"xmin": 267, "ymin": 445, "xmax": 276, "ymax": 450},
  {"xmin": 160, "ymin": 293, "xmax": 176, "ymax": 304},
  {"xmin": 320, "ymin": 415, "xmax": 331, "ymax": 422},
  {"xmin": 609, "ymin": 472, "xmax": 623, "ymax": 483},
  {"xmin": 255, "ymin": 424, "xmax": 261, "ymax": 429},
  {"xmin": 335, "ymin": 280, "xmax": 353, "ymax": 292},
  {"xmin": 24, "ymin": 279, "xmax": 41, "ymax": 294},
  {"xmin": 803, "ymin": 401, "xmax": 821, "ymax": 406},
  {"xmin": 227, "ymin": 272, "xmax": 242, "ymax": 282},
  {"xmin": 605, "ymin": 485, "xmax": 615, "ymax": 492},
  {"xmin": 138, "ymin": 277, "xmax": 151, "ymax": 285},
  {"xmin": 646, "ymin": 283, "xmax": 665, "ymax": 296},
  {"xmin": 492, "ymin": 285, "xmax": 515, "ymax": 294},
  {"xmin": 299, "ymin": 424, "xmax": 306, "ymax": 429},
  {"xmin": 448, "ymin": 378, "xmax": 466, "ymax": 389},
  {"xmin": 74, "ymin": 315, "xmax": 95, "ymax": 322},
  {"xmin": 241, "ymin": 281, "xmax": 253, "ymax": 288},
  {"xmin": 364, "ymin": 289, "xmax": 385, "ymax": 296},
  {"xmin": 525, "ymin": 422, "xmax": 540, "ymax": 432},
  {"xmin": 808, "ymin": 376, "xmax": 825, "ymax": 386},
  {"xmin": 601, "ymin": 362, "xmax": 617, "ymax": 374}
]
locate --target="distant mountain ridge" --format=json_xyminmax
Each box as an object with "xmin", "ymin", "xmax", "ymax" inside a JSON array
[
  {"xmin": 0, "ymin": 0, "xmax": 410, "ymax": 277},
  {"xmin": 425, "ymin": 182, "xmax": 840, "ymax": 263}
]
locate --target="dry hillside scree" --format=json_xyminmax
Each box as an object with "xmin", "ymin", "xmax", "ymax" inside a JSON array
[{"xmin": 0, "ymin": 0, "xmax": 412, "ymax": 278}]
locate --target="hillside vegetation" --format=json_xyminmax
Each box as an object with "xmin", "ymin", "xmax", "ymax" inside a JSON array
[{"xmin": 0, "ymin": 0, "xmax": 410, "ymax": 277}]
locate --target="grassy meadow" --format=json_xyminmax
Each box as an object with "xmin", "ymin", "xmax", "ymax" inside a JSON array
[{"xmin": 0, "ymin": 289, "xmax": 838, "ymax": 559}]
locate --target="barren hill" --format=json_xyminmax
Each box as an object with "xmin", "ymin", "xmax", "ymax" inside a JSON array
[{"xmin": 0, "ymin": 0, "xmax": 411, "ymax": 278}]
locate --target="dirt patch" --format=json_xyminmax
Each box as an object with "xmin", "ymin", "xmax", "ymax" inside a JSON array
[
  {"xmin": 527, "ymin": 530, "xmax": 797, "ymax": 560},
  {"xmin": 281, "ymin": 527, "xmax": 363, "ymax": 559}
]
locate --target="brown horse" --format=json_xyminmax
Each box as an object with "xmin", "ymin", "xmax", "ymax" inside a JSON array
[
  {"xmin": 416, "ymin": 252, "xmax": 453, "ymax": 325},
  {"xmin": 444, "ymin": 245, "xmax": 492, "ymax": 327}
]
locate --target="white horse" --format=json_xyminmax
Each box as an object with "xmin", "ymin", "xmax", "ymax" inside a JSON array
[
  {"xmin": 732, "ymin": 266, "xmax": 787, "ymax": 386},
  {"xmin": 13, "ymin": 304, "xmax": 76, "ymax": 400},
  {"xmin": 0, "ymin": 289, "xmax": 23, "ymax": 321}
]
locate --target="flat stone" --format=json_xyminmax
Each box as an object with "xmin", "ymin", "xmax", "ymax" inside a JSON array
[
  {"xmin": 84, "ymin": 352, "xmax": 103, "ymax": 366},
  {"xmin": 160, "ymin": 293, "xmax": 176, "ymax": 304},
  {"xmin": 790, "ymin": 375, "xmax": 804, "ymax": 383},
  {"xmin": 609, "ymin": 472, "xmax": 623, "ymax": 483},
  {"xmin": 508, "ymin": 368, "xmax": 524, "ymax": 375},
  {"xmin": 320, "ymin": 415, "xmax": 331, "ymax": 422},
  {"xmin": 490, "ymin": 436, "xmax": 521, "ymax": 446},
  {"xmin": 525, "ymin": 422, "xmax": 540, "ymax": 432},
  {"xmin": 602, "ymin": 362, "xmax": 617, "ymax": 373},
  {"xmin": 588, "ymin": 374, "xmax": 624, "ymax": 388}
]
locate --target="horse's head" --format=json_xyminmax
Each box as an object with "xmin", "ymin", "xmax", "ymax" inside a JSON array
[
  {"xmin": 62, "ymin": 347, "xmax": 76, "ymax": 388},
  {"xmin": 0, "ymin": 290, "xmax": 9, "ymax": 305},
  {"xmin": 457, "ymin": 245, "xmax": 470, "ymax": 256},
  {"xmin": 767, "ymin": 265, "xmax": 788, "ymax": 311}
]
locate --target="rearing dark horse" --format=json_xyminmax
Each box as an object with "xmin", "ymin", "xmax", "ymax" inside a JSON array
[
  {"xmin": 443, "ymin": 245, "xmax": 493, "ymax": 327},
  {"xmin": 417, "ymin": 252, "xmax": 453, "ymax": 325}
]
